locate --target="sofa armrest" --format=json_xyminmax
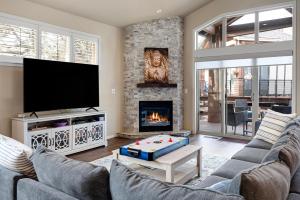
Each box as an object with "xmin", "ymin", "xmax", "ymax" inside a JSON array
[
  {"xmin": 17, "ymin": 178, "xmax": 78, "ymax": 200},
  {"xmin": 0, "ymin": 165, "xmax": 26, "ymax": 200}
]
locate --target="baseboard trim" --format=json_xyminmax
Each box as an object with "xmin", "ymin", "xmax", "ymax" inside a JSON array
[{"xmin": 107, "ymin": 133, "xmax": 117, "ymax": 140}]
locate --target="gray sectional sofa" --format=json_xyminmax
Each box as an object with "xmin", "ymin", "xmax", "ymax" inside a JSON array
[
  {"xmin": 0, "ymin": 118, "xmax": 300, "ymax": 200},
  {"xmin": 196, "ymin": 119, "xmax": 300, "ymax": 200}
]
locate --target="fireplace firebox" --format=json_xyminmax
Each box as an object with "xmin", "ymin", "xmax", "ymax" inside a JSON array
[{"xmin": 139, "ymin": 101, "xmax": 173, "ymax": 132}]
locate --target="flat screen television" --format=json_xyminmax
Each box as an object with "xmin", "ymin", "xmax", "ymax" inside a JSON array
[{"xmin": 23, "ymin": 58, "xmax": 99, "ymax": 113}]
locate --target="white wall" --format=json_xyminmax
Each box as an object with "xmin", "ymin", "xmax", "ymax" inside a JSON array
[
  {"xmin": 0, "ymin": 0, "xmax": 124, "ymax": 138},
  {"xmin": 183, "ymin": 0, "xmax": 298, "ymax": 133}
]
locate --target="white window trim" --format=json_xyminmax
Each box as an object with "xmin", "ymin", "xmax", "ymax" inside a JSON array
[
  {"xmin": 195, "ymin": 41, "xmax": 293, "ymax": 62},
  {"xmin": 0, "ymin": 12, "xmax": 101, "ymax": 67},
  {"xmin": 194, "ymin": 2, "xmax": 295, "ymax": 54}
]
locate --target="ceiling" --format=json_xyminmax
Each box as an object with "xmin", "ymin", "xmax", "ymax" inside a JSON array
[{"xmin": 27, "ymin": 0, "xmax": 212, "ymax": 27}]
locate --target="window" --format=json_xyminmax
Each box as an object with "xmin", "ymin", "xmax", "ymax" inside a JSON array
[
  {"xmin": 226, "ymin": 13, "xmax": 255, "ymax": 47},
  {"xmin": 74, "ymin": 37, "xmax": 97, "ymax": 64},
  {"xmin": 0, "ymin": 22, "xmax": 37, "ymax": 58},
  {"xmin": 262, "ymin": 65, "xmax": 292, "ymax": 96},
  {"xmin": 41, "ymin": 31, "xmax": 70, "ymax": 62},
  {"xmin": 195, "ymin": 5, "xmax": 294, "ymax": 50},
  {"xmin": 259, "ymin": 8, "xmax": 293, "ymax": 42},
  {"xmin": 196, "ymin": 18, "xmax": 223, "ymax": 49},
  {"xmin": 0, "ymin": 13, "xmax": 100, "ymax": 65}
]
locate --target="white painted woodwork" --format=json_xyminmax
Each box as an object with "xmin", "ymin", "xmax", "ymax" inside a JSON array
[
  {"xmin": 113, "ymin": 144, "xmax": 202, "ymax": 184},
  {"xmin": 12, "ymin": 111, "xmax": 107, "ymax": 155}
]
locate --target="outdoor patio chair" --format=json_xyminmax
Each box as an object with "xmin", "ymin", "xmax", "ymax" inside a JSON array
[{"xmin": 227, "ymin": 103, "xmax": 246, "ymax": 135}]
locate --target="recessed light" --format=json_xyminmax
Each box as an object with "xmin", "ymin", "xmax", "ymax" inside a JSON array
[{"xmin": 156, "ymin": 9, "xmax": 162, "ymax": 14}]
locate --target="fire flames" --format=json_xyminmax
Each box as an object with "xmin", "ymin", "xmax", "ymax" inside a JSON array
[{"xmin": 147, "ymin": 112, "xmax": 168, "ymax": 123}]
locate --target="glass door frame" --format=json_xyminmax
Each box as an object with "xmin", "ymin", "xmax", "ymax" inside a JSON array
[
  {"xmin": 196, "ymin": 58, "xmax": 294, "ymax": 139},
  {"xmin": 196, "ymin": 66, "xmax": 260, "ymax": 139}
]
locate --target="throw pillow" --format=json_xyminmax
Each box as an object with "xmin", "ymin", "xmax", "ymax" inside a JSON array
[
  {"xmin": 30, "ymin": 146, "xmax": 111, "ymax": 200},
  {"xmin": 0, "ymin": 134, "xmax": 35, "ymax": 177},
  {"xmin": 228, "ymin": 161, "xmax": 290, "ymax": 200},
  {"xmin": 255, "ymin": 109, "xmax": 295, "ymax": 144},
  {"xmin": 109, "ymin": 160, "xmax": 244, "ymax": 200},
  {"xmin": 262, "ymin": 131, "xmax": 300, "ymax": 176}
]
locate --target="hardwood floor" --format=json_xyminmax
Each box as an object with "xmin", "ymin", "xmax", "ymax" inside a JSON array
[{"xmin": 68, "ymin": 134, "xmax": 248, "ymax": 162}]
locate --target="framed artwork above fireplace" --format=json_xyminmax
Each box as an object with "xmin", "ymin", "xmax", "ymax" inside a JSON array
[{"xmin": 144, "ymin": 48, "xmax": 169, "ymax": 84}]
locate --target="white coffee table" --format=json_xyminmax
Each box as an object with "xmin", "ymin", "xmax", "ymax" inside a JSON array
[{"xmin": 112, "ymin": 144, "xmax": 202, "ymax": 184}]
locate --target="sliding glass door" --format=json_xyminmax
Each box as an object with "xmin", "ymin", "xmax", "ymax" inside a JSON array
[
  {"xmin": 225, "ymin": 67, "xmax": 258, "ymax": 138},
  {"xmin": 196, "ymin": 57, "xmax": 293, "ymax": 139},
  {"xmin": 198, "ymin": 69, "xmax": 222, "ymax": 134}
]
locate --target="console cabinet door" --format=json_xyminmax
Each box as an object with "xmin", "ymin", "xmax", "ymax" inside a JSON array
[
  {"xmin": 89, "ymin": 121, "xmax": 104, "ymax": 145},
  {"xmin": 72, "ymin": 124, "xmax": 89, "ymax": 149},
  {"xmin": 51, "ymin": 126, "xmax": 72, "ymax": 153},
  {"xmin": 27, "ymin": 129, "xmax": 52, "ymax": 150}
]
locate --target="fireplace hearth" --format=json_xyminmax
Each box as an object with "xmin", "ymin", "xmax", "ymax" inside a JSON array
[{"xmin": 139, "ymin": 101, "xmax": 173, "ymax": 132}]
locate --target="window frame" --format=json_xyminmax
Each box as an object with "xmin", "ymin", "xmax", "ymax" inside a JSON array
[
  {"xmin": 192, "ymin": 1, "xmax": 297, "ymax": 133},
  {"xmin": 194, "ymin": 2, "xmax": 295, "ymax": 51},
  {"xmin": 0, "ymin": 12, "xmax": 101, "ymax": 67}
]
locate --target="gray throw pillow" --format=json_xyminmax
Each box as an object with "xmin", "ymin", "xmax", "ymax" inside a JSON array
[
  {"xmin": 228, "ymin": 161, "xmax": 290, "ymax": 200},
  {"xmin": 31, "ymin": 146, "xmax": 111, "ymax": 200},
  {"xmin": 262, "ymin": 131, "xmax": 300, "ymax": 176},
  {"xmin": 206, "ymin": 179, "xmax": 232, "ymax": 193},
  {"xmin": 109, "ymin": 160, "xmax": 244, "ymax": 200}
]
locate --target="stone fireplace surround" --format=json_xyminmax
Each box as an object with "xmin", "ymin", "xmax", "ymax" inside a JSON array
[{"xmin": 122, "ymin": 17, "xmax": 184, "ymax": 135}]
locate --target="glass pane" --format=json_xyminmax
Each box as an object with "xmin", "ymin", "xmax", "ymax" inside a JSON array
[
  {"xmin": 0, "ymin": 23, "xmax": 37, "ymax": 58},
  {"xmin": 226, "ymin": 13, "xmax": 255, "ymax": 46},
  {"xmin": 258, "ymin": 64, "xmax": 292, "ymax": 131},
  {"xmin": 41, "ymin": 31, "xmax": 70, "ymax": 62},
  {"xmin": 74, "ymin": 38, "xmax": 97, "ymax": 64},
  {"xmin": 198, "ymin": 69, "xmax": 222, "ymax": 133},
  {"xmin": 259, "ymin": 8, "xmax": 293, "ymax": 42},
  {"xmin": 196, "ymin": 19, "xmax": 223, "ymax": 49},
  {"xmin": 226, "ymin": 67, "xmax": 253, "ymax": 137}
]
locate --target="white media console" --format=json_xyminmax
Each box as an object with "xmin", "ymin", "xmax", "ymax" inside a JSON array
[{"xmin": 12, "ymin": 111, "xmax": 107, "ymax": 155}]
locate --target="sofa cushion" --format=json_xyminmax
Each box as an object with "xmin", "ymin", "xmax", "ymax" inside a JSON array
[
  {"xmin": 0, "ymin": 134, "xmax": 35, "ymax": 177},
  {"xmin": 245, "ymin": 138, "xmax": 272, "ymax": 150},
  {"xmin": 284, "ymin": 116, "xmax": 300, "ymax": 131},
  {"xmin": 231, "ymin": 147, "xmax": 269, "ymax": 163},
  {"xmin": 109, "ymin": 160, "xmax": 244, "ymax": 200},
  {"xmin": 194, "ymin": 175, "xmax": 228, "ymax": 188},
  {"xmin": 206, "ymin": 179, "xmax": 231, "ymax": 193},
  {"xmin": 288, "ymin": 193, "xmax": 300, "ymax": 200},
  {"xmin": 255, "ymin": 109, "xmax": 295, "ymax": 144},
  {"xmin": 30, "ymin": 146, "xmax": 111, "ymax": 200},
  {"xmin": 228, "ymin": 161, "xmax": 290, "ymax": 200},
  {"xmin": 290, "ymin": 167, "xmax": 300, "ymax": 194},
  {"xmin": 212, "ymin": 159, "xmax": 257, "ymax": 179},
  {"xmin": 17, "ymin": 178, "xmax": 78, "ymax": 200},
  {"xmin": 262, "ymin": 132, "xmax": 300, "ymax": 176}
]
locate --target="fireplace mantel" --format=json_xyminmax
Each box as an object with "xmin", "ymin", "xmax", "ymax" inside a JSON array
[{"xmin": 137, "ymin": 83, "xmax": 177, "ymax": 88}]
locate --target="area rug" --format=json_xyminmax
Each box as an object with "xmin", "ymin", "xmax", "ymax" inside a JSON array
[{"xmin": 91, "ymin": 152, "xmax": 228, "ymax": 186}]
